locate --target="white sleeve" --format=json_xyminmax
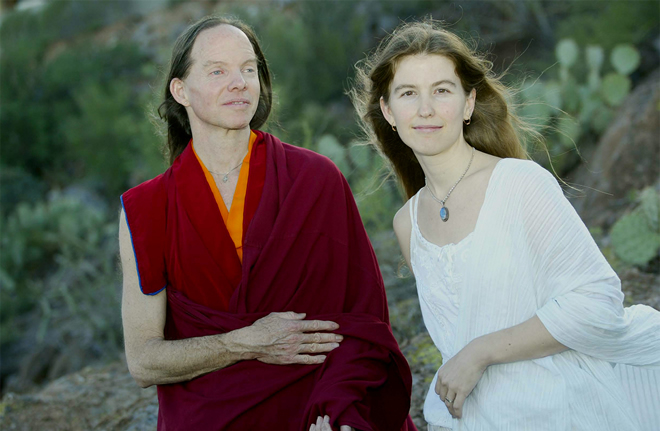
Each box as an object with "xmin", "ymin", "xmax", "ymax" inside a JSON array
[{"xmin": 517, "ymin": 164, "xmax": 660, "ymax": 367}]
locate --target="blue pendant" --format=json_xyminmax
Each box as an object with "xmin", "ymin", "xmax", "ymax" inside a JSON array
[{"xmin": 440, "ymin": 206, "xmax": 449, "ymax": 222}]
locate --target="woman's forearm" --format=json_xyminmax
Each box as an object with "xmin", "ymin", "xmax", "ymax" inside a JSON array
[{"xmin": 471, "ymin": 315, "xmax": 569, "ymax": 367}]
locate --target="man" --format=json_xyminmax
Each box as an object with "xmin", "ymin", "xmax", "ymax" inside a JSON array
[{"xmin": 119, "ymin": 16, "xmax": 416, "ymax": 431}]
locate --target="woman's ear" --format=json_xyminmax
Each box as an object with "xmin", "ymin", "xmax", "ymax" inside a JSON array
[
  {"xmin": 380, "ymin": 96, "xmax": 395, "ymax": 128},
  {"xmin": 464, "ymin": 88, "xmax": 476, "ymax": 120},
  {"xmin": 170, "ymin": 78, "xmax": 190, "ymax": 107}
]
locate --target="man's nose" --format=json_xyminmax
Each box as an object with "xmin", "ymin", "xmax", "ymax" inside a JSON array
[{"xmin": 228, "ymin": 70, "xmax": 248, "ymax": 91}]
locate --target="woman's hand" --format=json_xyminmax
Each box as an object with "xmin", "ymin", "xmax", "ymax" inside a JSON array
[
  {"xmin": 309, "ymin": 415, "xmax": 354, "ymax": 431},
  {"xmin": 435, "ymin": 340, "xmax": 489, "ymax": 419},
  {"xmin": 229, "ymin": 312, "xmax": 343, "ymax": 365},
  {"xmin": 435, "ymin": 316, "xmax": 568, "ymax": 419}
]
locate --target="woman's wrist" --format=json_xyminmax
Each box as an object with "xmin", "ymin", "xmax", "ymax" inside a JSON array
[{"xmin": 467, "ymin": 335, "xmax": 496, "ymax": 368}]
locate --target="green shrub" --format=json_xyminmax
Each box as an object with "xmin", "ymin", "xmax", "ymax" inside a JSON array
[{"xmin": 0, "ymin": 193, "xmax": 121, "ymax": 352}]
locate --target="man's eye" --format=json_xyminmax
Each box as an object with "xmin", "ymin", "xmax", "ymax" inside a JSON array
[
  {"xmin": 401, "ymin": 91, "xmax": 414, "ymax": 97},
  {"xmin": 436, "ymin": 88, "xmax": 449, "ymax": 94},
  {"xmin": 211, "ymin": 70, "xmax": 223, "ymax": 76}
]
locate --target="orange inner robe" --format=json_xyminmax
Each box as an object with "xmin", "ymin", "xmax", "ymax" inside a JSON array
[{"xmin": 192, "ymin": 131, "xmax": 257, "ymax": 263}]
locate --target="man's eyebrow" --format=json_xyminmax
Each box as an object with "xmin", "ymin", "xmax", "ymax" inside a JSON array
[
  {"xmin": 202, "ymin": 58, "xmax": 258, "ymax": 68},
  {"xmin": 392, "ymin": 80, "xmax": 457, "ymax": 93}
]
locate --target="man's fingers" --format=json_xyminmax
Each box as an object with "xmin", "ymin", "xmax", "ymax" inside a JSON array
[
  {"xmin": 298, "ymin": 319, "xmax": 339, "ymax": 332},
  {"xmin": 280, "ymin": 311, "xmax": 305, "ymax": 320},
  {"xmin": 294, "ymin": 354, "xmax": 326, "ymax": 364},
  {"xmin": 322, "ymin": 415, "xmax": 333, "ymax": 431},
  {"xmin": 298, "ymin": 342, "xmax": 339, "ymax": 354},
  {"xmin": 302, "ymin": 333, "xmax": 343, "ymax": 344}
]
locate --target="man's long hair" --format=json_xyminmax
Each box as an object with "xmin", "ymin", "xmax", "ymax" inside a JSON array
[{"xmin": 158, "ymin": 16, "xmax": 273, "ymax": 165}]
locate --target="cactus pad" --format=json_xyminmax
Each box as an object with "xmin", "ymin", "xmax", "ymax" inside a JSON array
[{"xmin": 610, "ymin": 209, "xmax": 660, "ymax": 266}]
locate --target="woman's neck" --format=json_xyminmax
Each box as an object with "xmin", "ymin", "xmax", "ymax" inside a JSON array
[{"xmin": 417, "ymin": 139, "xmax": 475, "ymax": 198}]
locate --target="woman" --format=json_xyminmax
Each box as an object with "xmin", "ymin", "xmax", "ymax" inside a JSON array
[{"xmin": 349, "ymin": 20, "xmax": 659, "ymax": 431}]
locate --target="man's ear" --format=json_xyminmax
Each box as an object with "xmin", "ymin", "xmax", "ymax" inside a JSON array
[
  {"xmin": 170, "ymin": 78, "xmax": 190, "ymax": 107},
  {"xmin": 380, "ymin": 96, "xmax": 395, "ymax": 128}
]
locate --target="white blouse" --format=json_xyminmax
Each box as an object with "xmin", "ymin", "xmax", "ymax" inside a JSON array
[{"xmin": 409, "ymin": 158, "xmax": 660, "ymax": 431}]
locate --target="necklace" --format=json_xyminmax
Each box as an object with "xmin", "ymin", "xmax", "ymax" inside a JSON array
[
  {"xmin": 426, "ymin": 146, "xmax": 475, "ymax": 222},
  {"xmin": 208, "ymin": 153, "xmax": 248, "ymax": 183}
]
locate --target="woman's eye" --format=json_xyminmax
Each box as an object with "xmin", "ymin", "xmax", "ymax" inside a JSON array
[
  {"xmin": 401, "ymin": 91, "xmax": 414, "ymax": 97},
  {"xmin": 435, "ymin": 88, "xmax": 449, "ymax": 94},
  {"xmin": 244, "ymin": 67, "xmax": 256, "ymax": 73},
  {"xmin": 211, "ymin": 70, "xmax": 222, "ymax": 76}
]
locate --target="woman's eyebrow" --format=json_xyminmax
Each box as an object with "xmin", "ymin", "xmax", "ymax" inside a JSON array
[{"xmin": 392, "ymin": 80, "xmax": 457, "ymax": 93}]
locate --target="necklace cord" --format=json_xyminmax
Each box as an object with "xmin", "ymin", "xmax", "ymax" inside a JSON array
[{"xmin": 426, "ymin": 146, "xmax": 475, "ymax": 206}]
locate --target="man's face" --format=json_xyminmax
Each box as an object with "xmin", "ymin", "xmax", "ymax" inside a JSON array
[{"xmin": 171, "ymin": 24, "xmax": 260, "ymax": 134}]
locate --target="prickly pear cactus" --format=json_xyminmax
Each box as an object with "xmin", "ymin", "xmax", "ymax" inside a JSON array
[
  {"xmin": 556, "ymin": 38, "xmax": 579, "ymax": 83},
  {"xmin": 610, "ymin": 189, "xmax": 660, "ymax": 266},
  {"xmin": 610, "ymin": 44, "xmax": 641, "ymax": 76},
  {"xmin": 639, "ymin": 187, "xmax": 659, "ymax": 231}
]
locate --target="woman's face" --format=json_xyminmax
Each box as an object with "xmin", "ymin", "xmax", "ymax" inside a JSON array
[{"xmin": 380, "ymin": 54, "xmax": 475, "ymax": 157}]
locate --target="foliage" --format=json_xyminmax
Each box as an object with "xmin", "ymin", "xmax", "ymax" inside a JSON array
[
  {"xmin": 1, "ymin": 2, "xmax": 163, "ymax": 200},
  {"xmin": 0, "ymin": 192, "xmax": 122, "ymax": 353},
  {"xmin": 554, "ymin": 1, "xmax": 658, "ymax": 50},
  {"xmin": 518, "ymin": 39, "xmax": 641, "ymax": 172},
  {"xmin": 610, "ymin": 188, "xmax": 660, "ymax": 266}
]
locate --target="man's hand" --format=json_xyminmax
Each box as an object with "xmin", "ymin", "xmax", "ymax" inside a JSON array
[
  {"xmin": 309, "ymin": 415, "xmax": 354, "ymax": 431},
  {"xmin": 434, "ymin": 341, "xmax": 488, "ymax": 419},
  {"xmin": 230, "ymin": 312, "xmax": 343, "ymax": 365}
]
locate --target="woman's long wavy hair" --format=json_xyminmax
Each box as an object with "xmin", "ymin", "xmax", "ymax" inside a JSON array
[
  {"xmin": 158, "ymin": 16, "xmax": 273, "ymax": 165},
  {"xmin": 350, "ymin": 20, "xmax": 536, "ymax": 200}
]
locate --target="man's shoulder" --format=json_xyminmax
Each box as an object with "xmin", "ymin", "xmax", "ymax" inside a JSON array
[
  {"xmin": 282, "ymin": 142, "xmax": 340, "ymax": 173},
  {"xmin": 121, "ymin": 169, "xmax": 171, "ymax": 209},
  {"xmin": 263, "ymin": 132, "xmax": 343, "ymax": 180}
]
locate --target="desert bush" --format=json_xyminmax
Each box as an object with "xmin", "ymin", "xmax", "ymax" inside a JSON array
[{"xmin": 0, "ymin": 192, "xmax": 121, "ymax": 354}]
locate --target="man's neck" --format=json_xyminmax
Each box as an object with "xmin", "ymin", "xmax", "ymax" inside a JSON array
[{"xmin": 192, "ymin": 127, "xmax": 251, "ymax": 174}]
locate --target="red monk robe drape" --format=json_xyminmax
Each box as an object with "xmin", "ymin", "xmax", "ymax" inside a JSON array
[{"xmin": 121, "ymin": 131, "xmax": 416, "ymax": 431}]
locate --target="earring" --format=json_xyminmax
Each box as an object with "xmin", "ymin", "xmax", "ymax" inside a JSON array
[
  {"xmin": 392, "ymin": 124, "xmax": 397, "ymax": 132},
  {"xmin": 464, "ymin": 118, "xmax": 471, "ymax": 125}
]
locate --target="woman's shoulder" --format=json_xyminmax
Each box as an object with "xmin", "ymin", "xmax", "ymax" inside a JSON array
[
  {"xmin": 393, "ymin": 197, "xmax": 413, "ymax": 233},
  {"xmin": 495, "ymin": 158, "xmax": 561, "ymax": 192}
]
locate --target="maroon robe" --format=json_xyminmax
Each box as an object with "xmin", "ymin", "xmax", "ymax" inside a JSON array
[{"xmin": 121, "ymin": 131, "xmax": 416, "ymax": 431}]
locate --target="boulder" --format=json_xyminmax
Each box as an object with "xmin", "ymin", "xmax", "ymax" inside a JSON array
[{"xmin": 568, "ymin": 69, "xmax": 660, "ymax": 230}]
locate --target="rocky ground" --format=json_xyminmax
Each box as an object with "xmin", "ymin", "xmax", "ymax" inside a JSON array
[{"xmin": 1, "ymin": 262, "xmax": 656, "ymax": 431}]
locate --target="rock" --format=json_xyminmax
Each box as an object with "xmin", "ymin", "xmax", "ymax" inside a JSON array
[
  {"xmin": 0, "ymin": 360, "xmax": 157, "ymax": 431},
  {"xmin": 568, "ymin": 69, "xmax": 660, "ymax": 230}
]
